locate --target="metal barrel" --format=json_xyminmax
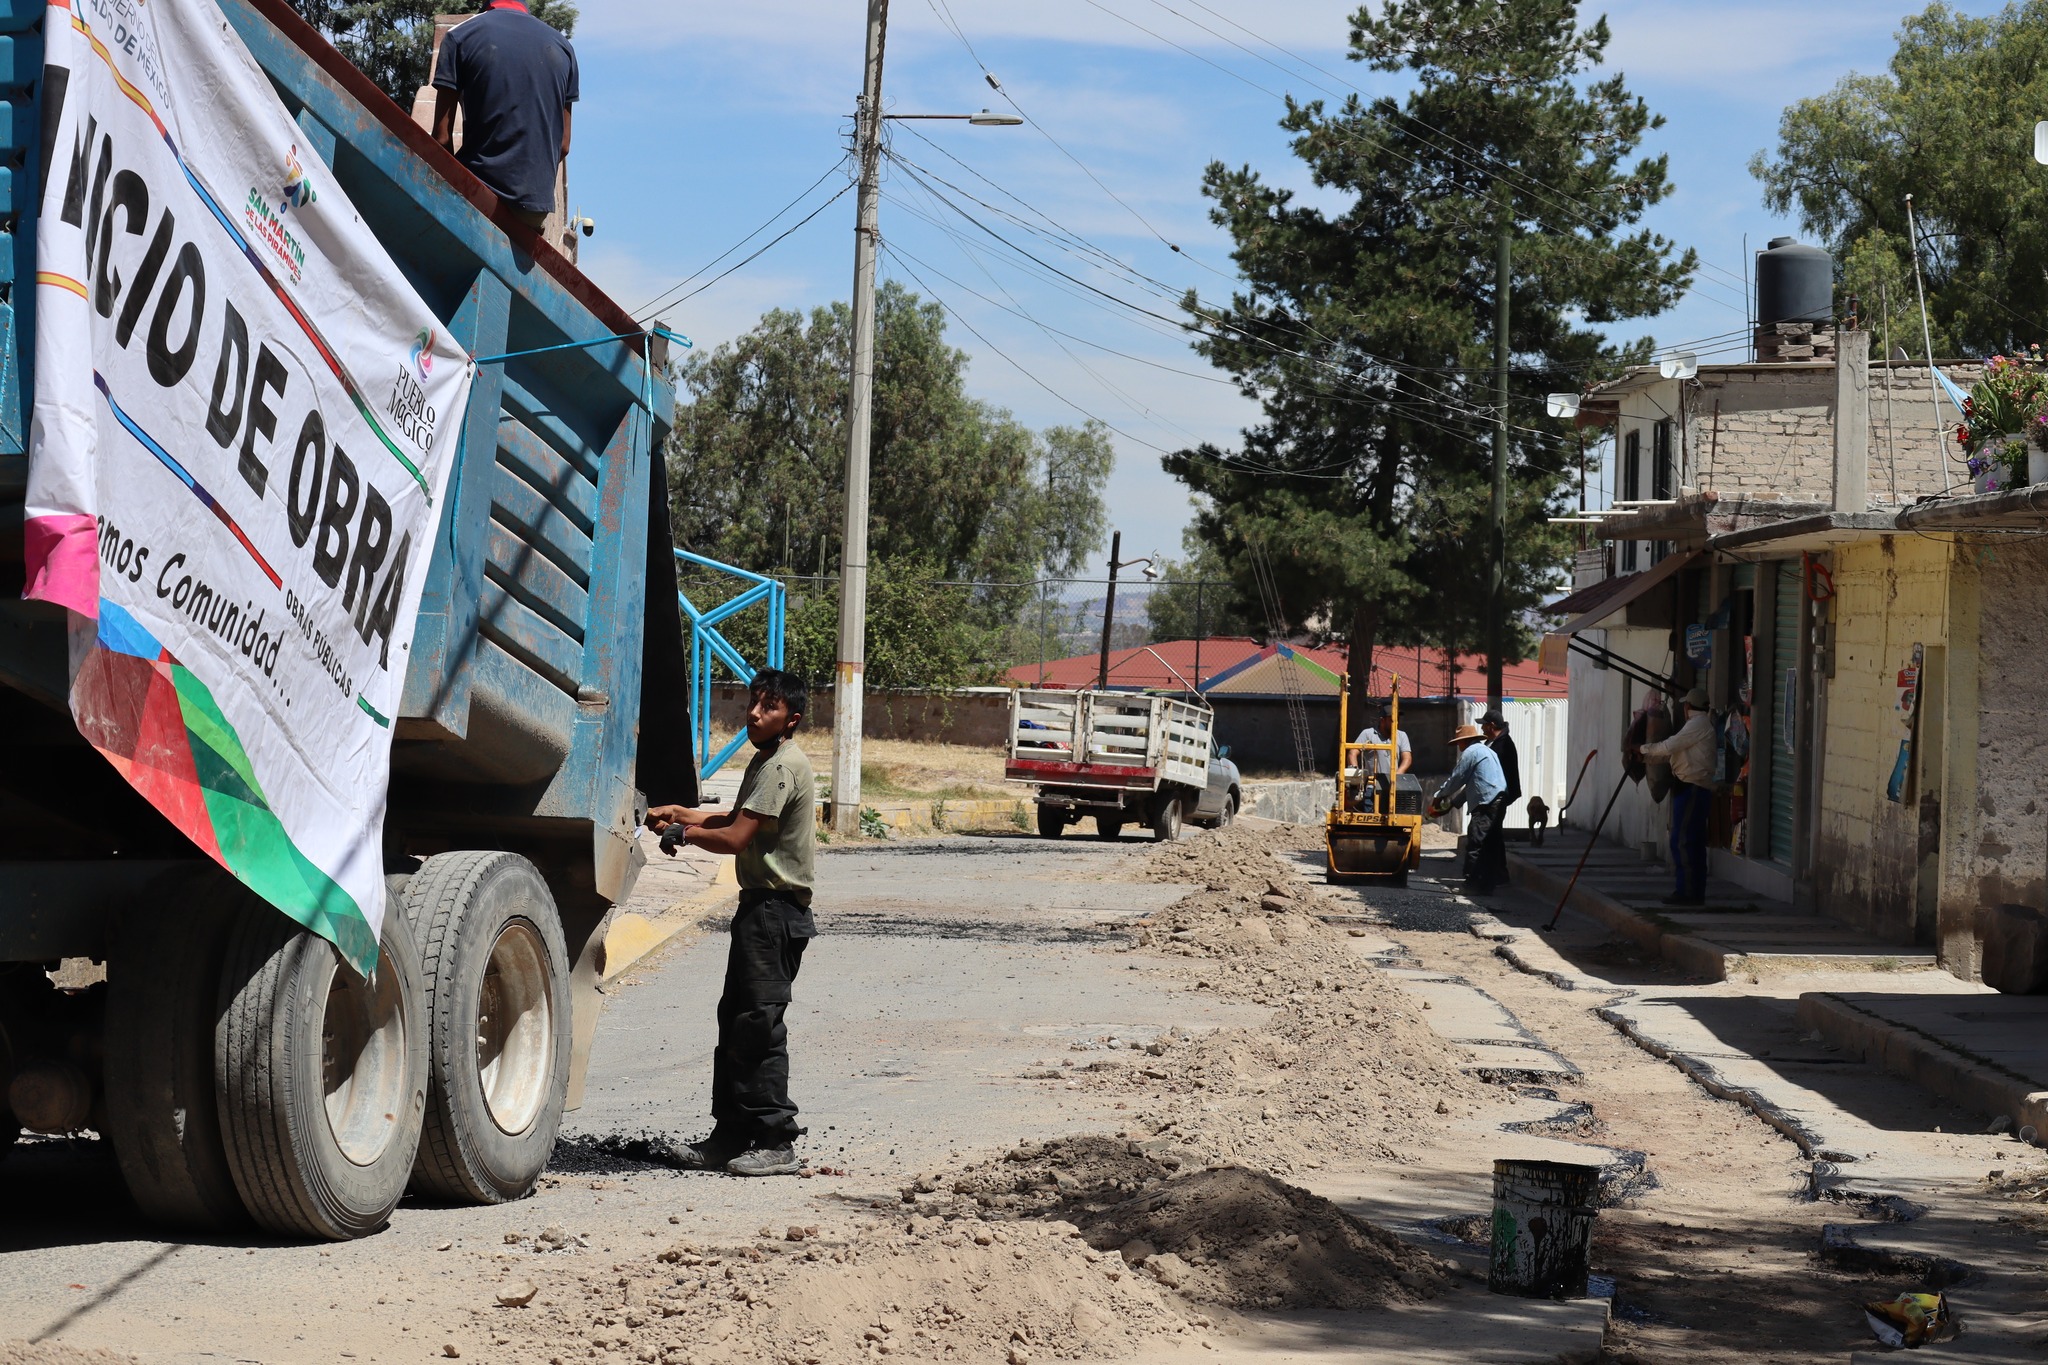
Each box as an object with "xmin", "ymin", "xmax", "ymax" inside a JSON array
[{"xmin": 1488, "ymin": 1158, "xmax": 1600, "ymax": 1298}]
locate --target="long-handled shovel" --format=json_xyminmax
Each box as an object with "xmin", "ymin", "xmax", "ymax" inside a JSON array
[{"xmin": 1542, "ymin": 771, "xmax": 1631, "ymax": 933}]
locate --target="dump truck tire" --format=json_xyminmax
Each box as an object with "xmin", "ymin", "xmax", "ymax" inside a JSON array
[
  {"xmin": 1036, "ymin": 806, "xmax": 1065, "ymax": 839},
  {"xmin": 216, "ymin": 898, "xmax": 427, "ymax": 1240},
  {"xmin": 1093, "ymin": 816, "xmax": 1125, "ymax": 840},
  {"xmin": 1150, "ymin": 796, "xmax": 1183, "ymax": 843},
  {"xmin": 1215, "ymin": 793, "xmax": 1238, "ymax": 829},
  {"xmin": 104, "ymin": 871, "xmax": 247, "ymax": 1230},
  {"xmin": 404, "ymin": 852, "xmax": 571, "ymax": 1205}
]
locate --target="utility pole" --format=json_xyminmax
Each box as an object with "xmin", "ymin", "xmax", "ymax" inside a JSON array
[
  {"xmin": 1486, "ymin": 206, "xmax": 1510, "ymax": 713},
  {"xmin": 1096, "ymin": 531, "xmax": 1121, "ymax": 690},
  {"xmin": 832, "ymin": 0, "xmax": 888, "ymax": 836}
]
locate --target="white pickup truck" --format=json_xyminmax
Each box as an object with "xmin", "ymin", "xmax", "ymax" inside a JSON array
[{"xmin": 1006, "ymin": 689, "xmax": 1241, "ymax": 841}]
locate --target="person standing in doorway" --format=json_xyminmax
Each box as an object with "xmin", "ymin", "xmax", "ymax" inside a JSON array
[
  {"xmin": 1481, "ymin": 710, "xmax": 1521, "ymax": 887},
  {"xmin": 1429, "ymin": 724, "xmax": 1507, "ymax": 895},
  {"xmin": 1635, "ymin": 687, "xmax": 1716, "ymax": 906},
  {"xmin": 432, "ymin": 0, "xmax": 578, "ymax": 229},
  {"xmin": 646, "ymin": 670, "xmax": 817, "ymax": 1175}
]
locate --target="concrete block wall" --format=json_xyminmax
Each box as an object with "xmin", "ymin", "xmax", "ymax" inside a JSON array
[
  {"xmin": 1687, "ymin": 368, "xmax": 1837, "ymax": 503},
  {"xmin": 1865, "ymin": 361, "xmax": 1982, "ymax": 506},
  {"xmin": 1811, "ymin": 536, "xmax": 1948, "ymax": 941},
  {"xmin": 1677, "ymin": 360, "xmax": 1980, "ymax": 510}
]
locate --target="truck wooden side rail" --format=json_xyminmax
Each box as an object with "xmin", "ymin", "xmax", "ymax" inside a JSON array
[{"xmin": 0, "ymin": 0, "xmax": 682, "ymax": 1239}]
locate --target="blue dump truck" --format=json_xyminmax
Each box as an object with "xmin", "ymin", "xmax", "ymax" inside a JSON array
[{"xmin": 0, "ymin": 0, "xmax": 696, "ymax": 1238}]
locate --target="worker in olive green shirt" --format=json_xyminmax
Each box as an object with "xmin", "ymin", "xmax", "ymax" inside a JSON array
[{"xmin": 646, "ymin": 669, "xmax": 816, "ymax": 1176}]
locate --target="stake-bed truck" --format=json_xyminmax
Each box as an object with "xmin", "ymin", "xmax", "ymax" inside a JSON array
[
  {"xmin": 0, "ymin": 0, "xmax": 689, "ymax": 1239},
  {"xmin": 1006, "ymin": 687, "xmax": 1237, "ymax": 841}
]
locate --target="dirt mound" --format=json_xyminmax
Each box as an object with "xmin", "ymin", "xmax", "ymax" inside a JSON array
[
  {"xmin": 937, "ymin": 1136, "xmax": 1454, "ymax": 1310},
  {"xmin": 1132, "ymin": 822, "xmax": 1319, "ymax": 890},
  {"xmin": 1068, "ymin": 830, "xmax": 1479, "ymax": 1175},
  {"xmin": 0, "ymin": 1345, "xmax": 139, "ymax": 1365},
  {"xmin": 496, "ymin": 1212, "xmax": 1207, "ymax": 1364}
]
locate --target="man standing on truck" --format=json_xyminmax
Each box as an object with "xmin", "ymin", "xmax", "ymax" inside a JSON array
[
  {"xmin": 645, "ymin": 671, "xmax": 817, "ymax": 1176},
  {"xmin": 431, "ymin": 0, "xmax": 577, "ymax": 229}
]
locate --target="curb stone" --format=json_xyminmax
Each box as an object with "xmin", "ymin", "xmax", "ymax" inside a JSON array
[{"xmin": 1796, "ymin": 992, "xmax": 2048, "ymax": 1136}]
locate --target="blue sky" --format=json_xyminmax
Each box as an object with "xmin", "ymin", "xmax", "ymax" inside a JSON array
[{"xmin": 565, "ymin": 0, "xmax": 2004, "ymax": 571}]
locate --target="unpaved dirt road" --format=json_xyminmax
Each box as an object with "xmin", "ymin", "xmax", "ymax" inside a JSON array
[{"xmin": 4, "ymin": 824, "xmax": 2044, "ymax": 1364}]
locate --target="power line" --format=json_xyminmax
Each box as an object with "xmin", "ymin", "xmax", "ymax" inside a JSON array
[
  {"xmin": 637, "ymin": 180, "xmax": 856, "ymax": 321},
  {"xmin": 1151, "ymin": 0, "xmax": 1755, "ymax": 301},
  {"xmin": 632, "ymin": 159, "xmax": 852, "ymax": 319},
  {"xmin": 1077, "ymin": 0, "xmax": 1748, "ymax": 317}
]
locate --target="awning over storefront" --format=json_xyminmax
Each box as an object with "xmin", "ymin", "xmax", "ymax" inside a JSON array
[{"xmin": 1542, "ymin": 549, "xmax": 1703, "ymax": 634}]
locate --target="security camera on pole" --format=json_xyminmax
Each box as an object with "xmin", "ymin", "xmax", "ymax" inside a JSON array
[{"xmin": 830, "ymin": 0, "xmax": 1019, "ymax": 834}]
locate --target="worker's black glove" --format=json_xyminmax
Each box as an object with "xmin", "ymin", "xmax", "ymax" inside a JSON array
[{"xmin": 658, "ymin": 823, "xmax": 688, "ymax": 856}]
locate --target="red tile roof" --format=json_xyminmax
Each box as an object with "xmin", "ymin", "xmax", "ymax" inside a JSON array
[{"xmin": 1005, "ymin": 639, "xmax": 1567, "ymax": 699}]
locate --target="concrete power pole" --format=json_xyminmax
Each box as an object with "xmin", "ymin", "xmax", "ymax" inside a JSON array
[
  {"xmin": 833, "ymin": 0, "xmax": 888, "ymax": 836},
  {"xmin": 1486, "ymin": 209, "xmax": 1510, "ymax": 713}
]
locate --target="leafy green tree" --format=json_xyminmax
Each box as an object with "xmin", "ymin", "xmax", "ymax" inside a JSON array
[
  {"xmin": 668, "ymin": 283, "xmax": 1115, "ymax": 683},
  {"xmin": 689, "ymin": 558, "xmax": 984, "ymax": 692},
  {"xmin": 1167, "ymin": 0, "xmax": 1688, "ymax": 703},
  {"xmin": 286, "ymin": 0, "xmax": 579, "ymax": 108},
  {"xmin": 1752, "ymin": 2, "xmax": 2048, "ymax": 358}
]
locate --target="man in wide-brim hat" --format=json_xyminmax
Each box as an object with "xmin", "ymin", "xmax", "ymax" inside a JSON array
[{"xmin": 1430, "ymin": 722, "xmax": 1508, "ymax": 895}]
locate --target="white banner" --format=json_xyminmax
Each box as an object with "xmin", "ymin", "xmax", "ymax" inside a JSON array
[{"xmin": 23, "ymin": 0, "xmax": 471, "ymax": 973}]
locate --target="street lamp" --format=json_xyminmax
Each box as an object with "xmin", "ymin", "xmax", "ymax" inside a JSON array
[{"xmin": 834, "ymin": 0, "xmax": 1021, "ymax": 835}]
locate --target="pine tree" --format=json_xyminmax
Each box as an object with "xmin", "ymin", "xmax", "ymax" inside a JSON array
[{"xmin": 1168, "ymin": 0, "xmax": 1691, "ymax": 702}]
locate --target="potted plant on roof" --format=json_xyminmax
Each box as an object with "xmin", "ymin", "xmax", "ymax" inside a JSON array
[{"xmin": 1957, "ymin": 349, "xmax": 2048, "ymax": 492}]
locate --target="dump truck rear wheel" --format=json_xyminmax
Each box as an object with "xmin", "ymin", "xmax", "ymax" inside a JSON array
[
  {"xmin": 103, "ymin": 871, "xmax": 248, "ymax": 1230},
  {"xmin": 216, "ymin": 899, "xmax": 427, "ymax": 1240},
  {"xmin": 405, "ymin": 852, "xmax": 571, "ymax": 1205},
  {"xmin": 1150, "ymin": 797, "xmax": 1183, "ymax": 843},
  {"xmin": 1093, "ymin": 816, "xmax": 1125, "ymax": 840},
  {"xmin": 1035, "ymin": 806, "xmax": 1065, "ymax": 839}
]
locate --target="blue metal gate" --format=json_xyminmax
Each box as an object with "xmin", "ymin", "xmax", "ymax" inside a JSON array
[{"xmin": 676, "ymin": 549, "xmax": 787, "ymax": 777}]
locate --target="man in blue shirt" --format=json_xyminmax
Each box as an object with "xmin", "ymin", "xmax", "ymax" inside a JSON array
[
  {"xmin": 432, "ymin": 1, "xmax": 578, "ymax": 229},
  {"xmin": 1430, "ymin": 723, "xmax": 1506, "ymax": 895}
]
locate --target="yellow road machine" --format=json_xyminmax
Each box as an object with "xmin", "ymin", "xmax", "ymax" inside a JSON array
[{"xmin": 1326, "ymin": 679, "xmax": 1424, "ymax": 885}]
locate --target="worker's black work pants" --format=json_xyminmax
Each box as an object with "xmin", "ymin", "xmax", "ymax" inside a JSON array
[
  {"xmin": 710, "ymin": 891, "xmax": 815, "ymax": 1146},
  {"xmin": 1481, "ymin": 795, "xmax": 1512, "ymax": 886},
  {"xmin": 1463, "ymin": 801, "xmax": 1504, "ymax": 893}
]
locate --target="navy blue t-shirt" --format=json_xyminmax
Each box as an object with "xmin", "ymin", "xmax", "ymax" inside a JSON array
[{"xmin": 433, "ymin": 4, "xmax": 579, "ymax": 214}]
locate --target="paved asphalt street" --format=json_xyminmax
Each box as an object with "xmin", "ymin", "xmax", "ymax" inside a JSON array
[{"xmin": 0, "ymin": 834, "xmax": 1256, "ymax": 1363}]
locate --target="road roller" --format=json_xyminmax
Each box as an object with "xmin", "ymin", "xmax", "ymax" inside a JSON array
[{"xmin": 1325, "ymin": 678, "xmax": 1425, "ymax": 886}]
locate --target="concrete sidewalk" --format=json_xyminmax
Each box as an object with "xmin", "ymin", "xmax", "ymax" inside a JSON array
[{"xmin": 1508, "ymin": 827, "xmax": 1939, "ymax": 980}]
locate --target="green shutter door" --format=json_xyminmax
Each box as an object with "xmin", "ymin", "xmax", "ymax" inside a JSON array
[{"xmin": 1769, "ymin": 566, "xmax": 1801, "ymax": 867}]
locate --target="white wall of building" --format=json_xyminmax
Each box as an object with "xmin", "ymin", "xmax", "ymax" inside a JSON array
[{"xmin": 1561, "ymin": 625, "xmax": 1677, "ymax": 857}]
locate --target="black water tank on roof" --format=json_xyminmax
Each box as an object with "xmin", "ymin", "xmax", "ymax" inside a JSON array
[{"xmin": 1755, "ymin": 236, "xmax": 1833, "ymax": 327}]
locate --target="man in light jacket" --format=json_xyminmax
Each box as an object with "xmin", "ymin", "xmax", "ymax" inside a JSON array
[
  {"xmin": 1636, "ymin": 687, "xmax": 1716, "ymax": 905},
  {"xmin": 1430, "ymin": 724, "xmax": 1506, "ymax": 895}
]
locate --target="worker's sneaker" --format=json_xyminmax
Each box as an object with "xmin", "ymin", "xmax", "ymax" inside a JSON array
[
  {"xmin": 726, "ymin": 1144, "xmax": 801, "ymax": 1177},
  {"xmin": 672, "ymin": 1129, "xmax": 747, "ymax": 1170}
]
